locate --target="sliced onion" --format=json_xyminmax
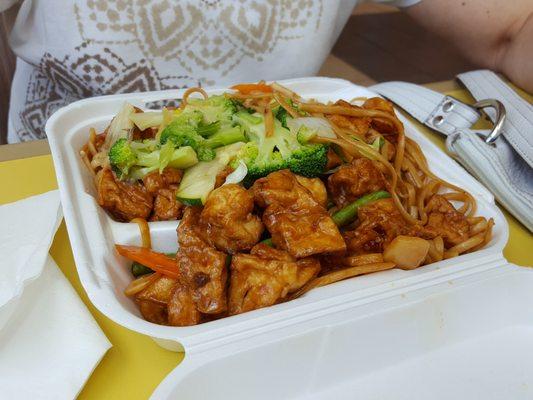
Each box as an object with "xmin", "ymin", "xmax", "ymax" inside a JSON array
[
  {"xmin": 124, "ymin": 272, "xmax": 160, "ymax": 297},
  {"xmin": 224, "ymin": 160, "xmax": 248, "ymax": 185},
  {"xmin": 103, "ymin": 102, "xmax": 135, "ymax": 151},
  {"xmin": 287, "ymin": 117, "xmax": 336, "ymax": 139}
]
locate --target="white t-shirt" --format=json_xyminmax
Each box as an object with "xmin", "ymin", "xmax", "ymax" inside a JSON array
[{"xmin": 1, "ymin": 0, "xmax": 419, "ymax": 143}]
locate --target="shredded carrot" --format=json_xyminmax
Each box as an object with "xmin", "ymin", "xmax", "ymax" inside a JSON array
[
  {"xmin": 264, "ymin": 104, "xmax": 274, "ymax": 137},
  {"xmin": 231, "ymin": 83, "xmax": 273, "ymax": 94}
]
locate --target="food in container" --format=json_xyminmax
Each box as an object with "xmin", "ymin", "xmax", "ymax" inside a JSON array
[{"xmin": 76, "ymin": 81, "xmax": 494, "ymax": 327}]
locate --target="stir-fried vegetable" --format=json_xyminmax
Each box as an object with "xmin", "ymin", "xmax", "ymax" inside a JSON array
[
  {"xmin": 130, "ymin": 111, "xmax": 164, "ymax": 131},
  {"xmin": 156, "ymin": 143, "xmax": 199, "ymax": 173},
  {"xmin": 183, "ymin": 94, "xmax": 237, "ymax": 125},
  {"xmin": 103, "ymin": 103, "xmax": 135, "ymax": 151},
  {"xmin": 131, "ymin": 262, "xmax": 154, "ymax": 278},
  {"xmin": 197, "ymin": 121, "xmax": 221, "ymax": 137},
  {"xmin": 109, "ymin": 138, "xmax": 198, "ymax": 180},
  {"xmin": 130, "ymin": 252, "xmax": 177, "ymax": 278},
  {"xmin": 159, "ymin": 117, "xmax": 215, "ymax": 161},
  {"xmin": 288, "ymin": 117, "xmax": 336, "ymax": 142},
  {"xmin": 108, "ymin": 138, "xmax": 138, "ymax": 179},
  {"xmin": 104, "ymin": 92, "xmax": 338, "ymax": 192},
  {"xmin": 260, "ymin": 238, "xmax": 274, "ymax": 247},
  {"xmin": 332, "ymin": 191, "xmax": 391, "ymax": 226},
  {"xmin": 203, "ymin": 126, "xmax": 247, "ymax": 149},
  {"xmin": 106, "ymin": 95, "xmax": 244, "ymax": 180},
  {"xmin": 223, "ymin": 160, "xmax": 248, "ymax": 185},
  {"xmin": 231, "ymin": 110, "xmax": 329, "ymax": 185},
  {"xmin": 231, "ymin": 83, "xmax": 273, "ymax": 94},
  {"xmin": 176, "ymin": 142, "xmax": 245, "ymax": 205},
  {"xmin": 160, "ymin": 114, "xmax": 245, "ymax": 162},
  {"xmin": 115, "ymin": 245, "xmax": 179, "ymax": 279},
  {"xmin": 383, "ymin": 236, "xmax": 430, "ymax": 269},
  {"xmin": 124, "ymin": 272, "xmax": 160, "ymax": 297},
  {"xmin": 371, "ymin": 136, "xmax": 385, "ymax": 151}
]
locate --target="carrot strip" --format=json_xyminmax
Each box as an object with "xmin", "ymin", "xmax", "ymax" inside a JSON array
[
  {"xmin": 231, "ymin": 83, "xmax": 273, "ymax": 94},
  {"xmin": 115, "ymin": 245, "xmax": 179, "ymax": 279}
]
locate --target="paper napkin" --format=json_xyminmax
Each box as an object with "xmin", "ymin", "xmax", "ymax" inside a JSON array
[{"xmin": 0, "ymin": 190, "xmax": 111, "ymax": 399}]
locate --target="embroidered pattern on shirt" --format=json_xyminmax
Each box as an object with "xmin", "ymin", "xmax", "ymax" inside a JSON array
[
  {"xmin": 15, "ymin": 0, "xmax": 323, "ymax": 140},
  {"xmin": 17, "ymin": 43, "xmax": 199, "ymax": 140},
  {"xmin": 74, "ymin": 0, "xmax": 323, "ymax": 77}
]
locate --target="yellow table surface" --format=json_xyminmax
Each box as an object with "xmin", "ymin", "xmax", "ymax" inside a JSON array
[{"xmin": 0, "ymin": 87, "xmax": 531, "ymax": 399}]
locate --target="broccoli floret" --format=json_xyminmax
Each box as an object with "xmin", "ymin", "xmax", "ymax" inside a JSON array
[
  {"xmin": 183, "ymin": 94, "xmax": 237, "ymax": 124},
  {"xmin": 286, "ymin": 144, "xmax": 329, "ymax": 177},
  {"xmin": 109, "ymin": 137, "xmax": 199, "ymax": 181},
  {"xmin": 232, "ymin": 112, "xmax": 263, "ymax": 139},
  {"xmin": 135, "ymin": 150, "xmax": 160, "ymax": 167},
  {"xmin": 160, "ymin": 118, "xmax": 245, "ymax": 162},
  {"xmin": 232, "ymin": 110, "xmax": 328, "ymax": 186},
  {"xmin": 130, "ymin": 138, "xmax": 158, "ymax": 152},
  {"xmin": 158, "ymin": 142, "xmax": 199, "ymax": 172},
  {"xmin": 204, "ymin": 126, "xmax": 246, "ymax": 149},
  {"xmin": 230, "ymin": 142, "xmax": 259, "ymax": 169},
  {"xmin": 296, "ymin": 125, "xmax": 318, "ymax": 144},
  {"xmin": 174, "ymin": 110, "xmax": 204, "ymax": 127},
  {"xmin": 160, "ymin": 121, "xmax": 204, "ymax": 147},
  {"xmin": 108, "ymin": 138, "xmax": 137, "ymax": 179},
  {"xmin": 246, "ymin": 150, "xmax": 287, "ymax": 186},
  {"xmin": 128, "ymin": 165, "xmax": 159, "ymax": 181},
  {"xmin": 127, "ymin": 144, "xmax": 199, "ymax": 181},
  {"xmin": 195, "ymin": 146, "xmax": 217, "ymax": 161},
  {"xmin": 196, "ymin": 126, "xmax": 246, "ymax": 161},
  {"xmin": 197, "ymin": 120, "xmax": 221, "ymax": 137}
]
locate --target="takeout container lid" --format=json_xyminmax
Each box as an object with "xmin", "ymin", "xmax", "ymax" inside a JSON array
[{"xmin": 46, "ymin": 78, "xmax": 532, "ymax": 399}]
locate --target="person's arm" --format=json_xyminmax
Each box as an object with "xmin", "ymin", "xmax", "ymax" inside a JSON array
[
  {"xmin": 405, "ymin": 0, "xmax": 533, "ymax": 92},
  {"xmin": 0, "ymin": 0, "xmax": 18, "ymax": 13}
]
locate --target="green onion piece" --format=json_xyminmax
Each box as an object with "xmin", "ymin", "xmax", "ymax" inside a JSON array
[
  {"xmin": 260, "ymin": 238, "xmax": 274, "ymax": 247},
  {"xmin": 332, "ymin": 191, "xmax": 391, "ymax": 226},
  {"xmin": 371, "ymin": 136, "xmax": 384, "ymax": 151},
  {"xmin": 131, "ymin": 252, "xmax": 176, "ymax": 278},
  {"xmin": 275, "ymin": 107, "xmax": 288, "ymax": 128},
  {"xmin": 131, "ymin": 262, "xmax": 154, "ymax": 278}
]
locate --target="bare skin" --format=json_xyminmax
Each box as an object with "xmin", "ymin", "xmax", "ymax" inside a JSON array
[{"xmin": 404, "ymin": 0, "xmax": 533, "ymax": 92}]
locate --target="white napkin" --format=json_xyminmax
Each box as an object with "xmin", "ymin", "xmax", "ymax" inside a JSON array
[{"xmin": 0, "ymin": 190, "xmax": 111, "ymax": 399}]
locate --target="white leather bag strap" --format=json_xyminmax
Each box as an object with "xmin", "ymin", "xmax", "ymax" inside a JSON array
[
  {"xmin": 371, "ymin": 72, "xmax": 533, "ymax": 232},
  {"xmin": 370, "ymin": 81, "xmax": 481, "ymax": 136},
  {"xmin": 457, "ymin": 70, "xmax": 533, "ymax": 168}
]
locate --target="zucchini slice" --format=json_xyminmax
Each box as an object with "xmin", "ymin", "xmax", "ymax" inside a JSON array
[{"xmin": 176, "ymin": 142, "xmax": 244, "ymax": 205}]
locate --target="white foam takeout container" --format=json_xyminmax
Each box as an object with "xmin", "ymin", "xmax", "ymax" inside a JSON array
[{"xmin": 47, "ymin": 78, "xmax": 532, "ymax": 399}]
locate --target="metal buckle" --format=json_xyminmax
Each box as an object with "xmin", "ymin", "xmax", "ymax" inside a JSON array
[
  {"xmin": 472, "ymin": 99, "xmax": 506, "ymax": 145},
  {"xmin": 445, "ymin": 98, "xmax": 506, "ymax": 157}
]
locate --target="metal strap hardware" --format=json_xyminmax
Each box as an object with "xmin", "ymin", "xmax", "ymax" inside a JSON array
[
  {"xmin": 424, "ymin": 95, "xmax": 480, "ymax": 136},
  {"xmin": 371, "ymin": 73, "xmax": 533, "ymax": 233},
  {"xmin": 445, "ymin": 98, "xmax": 506, "ymax": 156},
  {"xmin": 472, "ymin": 99, "xmax": 506, "ymax": 144}
]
